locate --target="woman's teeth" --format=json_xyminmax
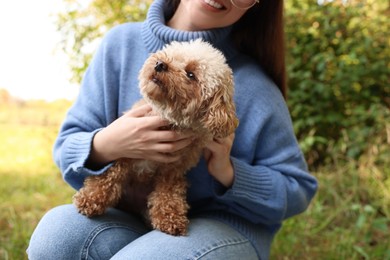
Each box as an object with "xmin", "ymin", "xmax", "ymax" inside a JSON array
[{"xmin": 204, "ymin": 0, "xmax": 223, "ymax": 9}]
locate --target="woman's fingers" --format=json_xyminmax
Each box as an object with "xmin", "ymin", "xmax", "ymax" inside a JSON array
[
  {"xmin": 153, "ymin": 136, "xmax": 194, "ymax": 153},
  {"xmin": 203, "ymin": 133, "xmax": 236, "ymax": 188},
  {"xmin": 125, "ymin": 104, "xmax": 171, "ymax": 129},
  {"xmin": 125, "ymin": 103, "xmax": 152, "ymax": 117},
  {"xmin": 153, "ymin": 130, "xmax": 194, "ymax": 143},
  {"xmin": 132, "ymin": 135, "xmax": 194, "ymax": 159},
  {"xmin": 118, "ymin": 104, "xmax": 197, "ymax": 162},
  {"xmin": 205, "ymin": 134, "xmax": 234, "ymax": 154}
]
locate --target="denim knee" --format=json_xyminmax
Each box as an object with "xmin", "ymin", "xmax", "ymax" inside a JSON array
[
  {"xmin": 111, "ymin": 218, "xmax": 259, "ymax": 260},
  {"xmin": 193, "ymin": 238, "xmax": 258, "ymax": 260},
  {"xmin": 80, "ymin": 223, "xmax": 144, "ymax": 260},
  {"xmin": 27, "ymin": 204, "xmax": 148, "ymax": 260}
]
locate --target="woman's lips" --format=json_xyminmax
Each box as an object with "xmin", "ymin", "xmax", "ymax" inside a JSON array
[{"xmin": 204, "ymin": 0, "xmax": 225, "ymax": 10}]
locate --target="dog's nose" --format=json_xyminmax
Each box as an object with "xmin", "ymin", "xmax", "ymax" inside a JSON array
[{"xmin": 155, "ymin": 61, "xmax": 167, "ymax": 72}]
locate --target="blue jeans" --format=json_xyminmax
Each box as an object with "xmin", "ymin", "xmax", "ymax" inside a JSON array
[{"xmin": 27, "ymin": 204, "xmax": 259, "ymax": 259}]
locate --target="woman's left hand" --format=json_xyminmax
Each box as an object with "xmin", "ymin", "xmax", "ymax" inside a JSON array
[{"xmin": 203, "ymin": 133, "xmax": 235, "ymax": 188}]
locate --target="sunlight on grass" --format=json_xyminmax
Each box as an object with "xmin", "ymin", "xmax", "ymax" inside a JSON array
[
  {"xmin": 0, "ymin": 125, "xmax": 58, "ymax": 175},
  {"xmin": 0, "ymin": 101, "xmax": 74, "ymax": 260}
]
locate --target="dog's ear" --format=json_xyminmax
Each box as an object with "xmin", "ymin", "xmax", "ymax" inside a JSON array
[{"xmin": 201, "ymin": 74, "xmax": 239, "ymax": 138}]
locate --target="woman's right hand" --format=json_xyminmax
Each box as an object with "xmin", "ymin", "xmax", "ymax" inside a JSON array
[{"xmin": 87, "ymin": 104, "xmax": 194, "ymax": 168}]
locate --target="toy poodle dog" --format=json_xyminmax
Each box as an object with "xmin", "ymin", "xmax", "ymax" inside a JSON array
[{"xmin": 73, "ymin": 39, "xmax": 239, "ymax": 236}]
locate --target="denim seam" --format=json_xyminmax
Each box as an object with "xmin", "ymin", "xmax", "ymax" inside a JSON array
[
  {"xmin": 191, "ymin": 237, "xmax": 251, "ymax": 260},
  {"xmin": 81, "ymin": 222, "xmax": 145, "ymax": 260}
]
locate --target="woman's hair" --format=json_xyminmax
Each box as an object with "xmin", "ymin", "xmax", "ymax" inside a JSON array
[{"xmin": 165, "ymin": 0, "xmax": 287, "ymax": 98}]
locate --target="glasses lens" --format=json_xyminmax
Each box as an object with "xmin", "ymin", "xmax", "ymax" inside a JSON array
[{"xmin": 231, "ymin": 0, "xmax": 257, "ymax": 9}]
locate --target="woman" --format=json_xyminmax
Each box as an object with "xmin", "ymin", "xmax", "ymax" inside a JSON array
[{"xmin": 28, "ymin": 0, "xmax": 317, "ymax": 259}]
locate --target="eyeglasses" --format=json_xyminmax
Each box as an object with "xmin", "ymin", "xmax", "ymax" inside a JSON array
[{"xmin": 230, "ymin": 0, "xmax": 260, "ymax": 10}]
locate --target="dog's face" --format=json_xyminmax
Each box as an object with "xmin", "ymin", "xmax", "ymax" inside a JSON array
[{"xmin": 138, "ymin": 40, "xmax": 238, "ymax": 138}]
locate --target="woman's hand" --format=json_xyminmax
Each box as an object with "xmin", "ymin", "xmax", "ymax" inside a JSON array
[
  {"xmin": 87, "ymin": 104, "xmax": 194, "ymax": 168},
  {"xmin": 203, "ymin": 133, "xmax": 235, "ymax": 188}
]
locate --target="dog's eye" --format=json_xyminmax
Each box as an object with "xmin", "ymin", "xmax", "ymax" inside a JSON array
[{"xmin": 186, "ymin": 71, "xmax": 196, "ymax": 80}]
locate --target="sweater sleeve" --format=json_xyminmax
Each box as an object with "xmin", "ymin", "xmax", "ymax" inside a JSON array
[
  {"xmin": 213, "ymin": 64, "xmax": 318, "ymax": 225},
  {"xmin": 221, "ymin": 153, "xmax": 317, "ymax": 225},
  {"xmin": 53, "ymin": 30, "xmax": 120, "ymax": 190}
]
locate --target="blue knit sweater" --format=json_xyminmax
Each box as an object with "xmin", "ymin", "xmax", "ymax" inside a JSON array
[{"xmin": 53, "ymin": 0, "xmax": 318, "ymax": 258}]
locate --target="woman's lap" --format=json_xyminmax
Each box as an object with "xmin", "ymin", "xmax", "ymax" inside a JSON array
[
  {"xmin": 27, "ymin": 204, "xmax": 148, "ymax": 259},
  {"xmin": 112, "ymin": 218, "xmax": 258, "ymax": 260},
  {"xmin": 27, "ymin": 204, "xmax": 258, "ymax": 260}
]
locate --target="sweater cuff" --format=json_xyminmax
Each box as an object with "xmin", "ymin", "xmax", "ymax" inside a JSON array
[
  {"xmin": 62, "ymin": 130, "xmax": 113, "ymax": 189},
  {"xmin": 220, "ymin": 157, "xmax": 274, "ymax": 202}
]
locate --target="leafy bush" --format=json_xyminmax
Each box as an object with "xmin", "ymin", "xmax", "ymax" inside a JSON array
[{"xmin": 285, "ymin": 0, "xmax": 390, "ymax": 165}]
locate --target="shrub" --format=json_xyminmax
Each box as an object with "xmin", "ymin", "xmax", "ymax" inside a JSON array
[{"xmin": 285, "ymin": 0, "xmax": 389, "ymax": 165}]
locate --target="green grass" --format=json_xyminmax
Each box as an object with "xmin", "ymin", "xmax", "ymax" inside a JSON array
[
  {"xmin": 0, "ymin": 100, "xmax": 389, "ymax": 260},
  {"xmin": 271, "ymin": 160, "xmax": 390, "ymax": 259},
  {"xmin": 0, "ymin": 101, "xmax": 74, "ymax": 260}
]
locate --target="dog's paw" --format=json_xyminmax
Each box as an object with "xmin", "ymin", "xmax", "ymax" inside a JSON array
[
  {"xmin": 73, "ymin": 193, "xmax": 106, "ymax": 217},
  {"xmin": 152, "ymin": 213, "xmax": 189, "ymax": 236}
]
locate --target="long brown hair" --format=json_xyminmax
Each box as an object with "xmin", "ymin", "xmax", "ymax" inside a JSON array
[{"xmin": 165, "ymin": 0, "xmax": 287, "ymax": 98}]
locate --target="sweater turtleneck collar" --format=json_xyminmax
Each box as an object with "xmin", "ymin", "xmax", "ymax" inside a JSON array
[{"xmin": 141, "ymin": 0, "xmax": 237, "ymax": 60}]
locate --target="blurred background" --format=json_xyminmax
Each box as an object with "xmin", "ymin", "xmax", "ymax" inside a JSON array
[{"xmin": 0, "ymin": 0, "xmax": 389, "ymax": 259}]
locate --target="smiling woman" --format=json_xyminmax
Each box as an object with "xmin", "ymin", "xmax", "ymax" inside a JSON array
[{"xmin": 0, "ymin": 0, "xmax": 78, "ymax": 101}]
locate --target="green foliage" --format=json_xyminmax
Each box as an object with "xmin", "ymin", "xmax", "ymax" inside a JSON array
[
  {"xmin": 57, "ymin": 0, "xmax": 152, "ymax": 83},
  {"xmin": 285, "ymin": 0, "xmax": 390, "ymax": 165}
]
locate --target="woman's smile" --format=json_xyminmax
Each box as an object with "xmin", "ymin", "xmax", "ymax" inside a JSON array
[{"xmin": 203, "ymin": 0, "xmax": 226, "ymax": 10}]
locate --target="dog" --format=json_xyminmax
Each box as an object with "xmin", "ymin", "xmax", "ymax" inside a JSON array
[{"xmin": 73, "ymin": 39, "xmax": 239, "ymax": 236}]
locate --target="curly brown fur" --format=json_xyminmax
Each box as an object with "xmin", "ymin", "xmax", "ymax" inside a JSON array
[{"xmin": 73, "ymin": 39, "xmax": 238, "ymax": 236}]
